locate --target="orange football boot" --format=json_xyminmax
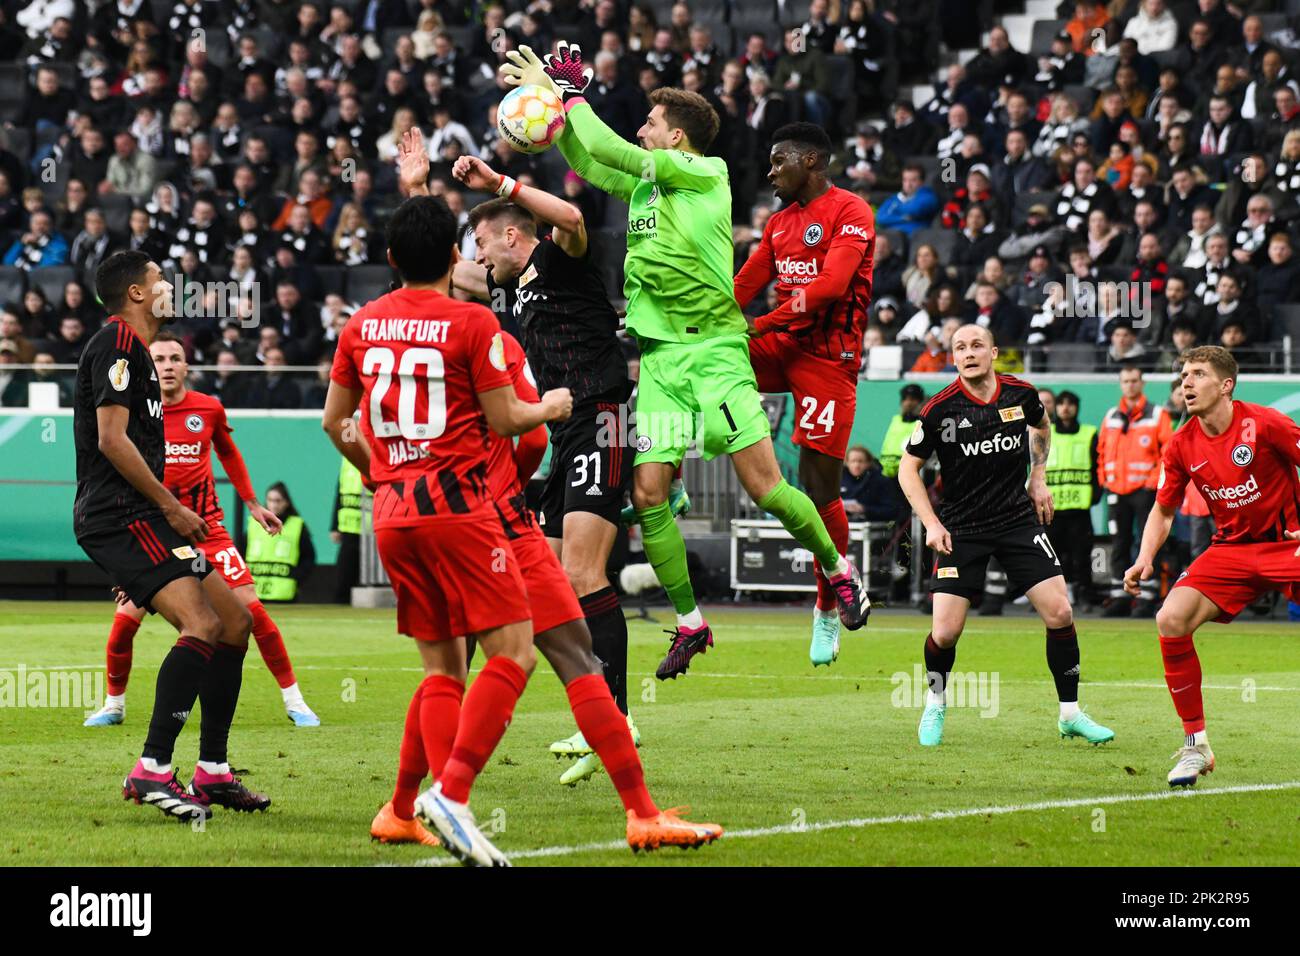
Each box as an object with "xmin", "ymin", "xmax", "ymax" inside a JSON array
[
  {"xmin": 371, "ymin": 800, "xmax": 440, "ymax": 847},
  {"xmin": 626, "ymin": 807, "xmax": 723, "ymax": 852}
]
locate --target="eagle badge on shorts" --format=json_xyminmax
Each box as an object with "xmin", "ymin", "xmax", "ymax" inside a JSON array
[{"xmin": 635, "ymin": 434, "xmax": 652, "ymax": 453}]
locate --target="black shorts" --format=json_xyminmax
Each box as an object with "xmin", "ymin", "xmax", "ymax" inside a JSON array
[
  {"xmin": 77, "ymin": 510, "xmax": 212, "ymax": 611},
  {"xmin": 928, "ymin": 524, "xmax": 1063, "ymax": 599},
  {"xmin": 538, "ymin": 401, "xmax": 634, "ymax": 534}
]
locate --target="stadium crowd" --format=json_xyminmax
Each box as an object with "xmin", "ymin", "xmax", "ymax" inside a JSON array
[{"xmin": 0, "ymin": 0, "xmax": 1299, "ymax": 410}]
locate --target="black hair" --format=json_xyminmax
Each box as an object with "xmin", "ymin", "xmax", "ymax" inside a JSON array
[
  {"xmin": 385, "ymin": 195, "xmax": 457, "ymax": 284},
  {"xmin": 1056, "ymin": 389, "xmax": 1081, "ymax": 408},
  {"xmin": 94, "ymin": 249, "xmax": 153, "ymax": 312},
  {"xmin": 266, "ymin": 481, "xmax": 300, "ymax": 517},
  {"xmin": 772, "ymin": 121, "xmax": 834, "ymax": 167}
]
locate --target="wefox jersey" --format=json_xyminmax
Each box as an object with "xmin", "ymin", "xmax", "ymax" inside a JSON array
[
  {"xmin": 330, "ymin": 288, "xmax": 514, "ymax": 529},
  {"xmin": 733, "ymin": 185, "xmax": 876, "ymax": 363},
  {"xmin": 1156, "ymin": 400, "xmax": 1300, "ymax": 544},
  {"xmin": 161, "ymin": 390, "xmax": 256, "ymax": 525},
  {"xmin": 484, "ymin": 235, "xmax": 629, "ymax": 405},
  {"xmin": 73, "ymin": 317, "xmax": 165, "ymax": 536},
  {"xmin": 904, "ymin": 374, "xmax": 1047, "ymax": 537}
]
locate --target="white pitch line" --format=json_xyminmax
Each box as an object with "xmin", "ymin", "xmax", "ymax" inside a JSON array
[
  {"xmin": 4, "ymin": 663, "xmax": 1297, "ymax": 693},
  {"xmin": 404, "ymin": 780, "xmax": 1300, "ymax": 866}
]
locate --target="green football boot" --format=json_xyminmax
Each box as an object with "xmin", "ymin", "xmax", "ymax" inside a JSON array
[
  {"xmin": 918, "ymin": 702, "xmax": 946, "ymax": 747},
  {"xmin": 1058, "ymin": 711, "xmax": 1115, "ymax": 745}
]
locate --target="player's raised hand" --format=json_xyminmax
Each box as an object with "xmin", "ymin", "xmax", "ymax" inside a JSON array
[
  {"xmin": 1123, "ymin": 559, "xmax": 1153, "ymax": 597},
  {"xmin": 164, "ymin": 500, "xmax": 208, "ymax": 544},
  {"xmin": 248, "ymin": 502, "xmax": 283, "ymax": 536},
  {"xmin": 540, "ymin": 387, "xmax": 574, "ymax": 422},
  {"xmin": 543, "ymin": 40, "xmax": 593, "ymax": 99},
  {"xmin": 453, "ymin": 155, "xmax": 498, "ymax": 192},
  {"xmin": 501, "ymin": 45, "xmax": 558, "ymax": 94},
  {"xmin": 396, "ymin": 127, "xmax": 430, "ymax": 196},
  {"xmin": 924, "ymin": 520, "xmax": 952, "ymax": 556}
]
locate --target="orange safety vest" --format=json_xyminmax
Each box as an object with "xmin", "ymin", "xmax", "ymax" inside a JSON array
[{"xmin": 1097, "ymin": 395, "xmax": 1172, "ymax": 495}]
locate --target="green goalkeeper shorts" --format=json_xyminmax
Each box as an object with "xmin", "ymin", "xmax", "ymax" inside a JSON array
[{"xmin": 633, "ymin": 334, "xmax": 771, "ymax": 465}]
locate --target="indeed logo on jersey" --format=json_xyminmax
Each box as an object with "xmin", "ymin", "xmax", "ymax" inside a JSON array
[
  {"xmin": 1201, "ymin": 473, "xmax": 1261, "ymax": 508},
  {"xmin": 165, "ymin": 440, "xmax": 202, "ymax": 461},
  {"xmin": 960, "ymin": 431, "xmax": 1022, "ymax": 457},
  {"xmin": 776, "ymin": 257, "xmax": 818, "ymax": 284},
  {"xmin": 627, "ymin": 210, "xmax": 657, "ymax": 242}
]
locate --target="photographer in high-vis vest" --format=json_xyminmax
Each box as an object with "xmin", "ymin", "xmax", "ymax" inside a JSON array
[
  {"xmin": 1044, "ymin": 390, "xmax": 1100, "ymax": 610},
  {"xmin": 330, "ymin": 457, "xmax": 364, "ymax": 604},
  {"xmin": 247, "ymin": 482, "xmax": 316, "ymax": 602},
  {"xmin": 1097, "ymin": 366, "xmax": 1172, "ymax": 618}
]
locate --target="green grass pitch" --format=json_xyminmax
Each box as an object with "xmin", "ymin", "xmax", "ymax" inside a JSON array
[{"xmin": 1, "ymin": 600, "xmax": 1296, "ymax": 867}]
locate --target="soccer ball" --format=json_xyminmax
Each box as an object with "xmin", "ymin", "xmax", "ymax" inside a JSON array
[{"xmin": 498, "ymin": 84, "xmax": 565, "ymax": 155}]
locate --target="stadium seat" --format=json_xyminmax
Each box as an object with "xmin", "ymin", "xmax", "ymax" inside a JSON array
[
  {"xmin": 98, "ymin": 194, "xmax": 134, "ymax": 236},
  {"xmin": 0, "ymin": 266, "xmax": 26, "ymax": 307},
  {"xmin": 315, "ymin": 265, "xmax": 346, "ymax": 298},
  {"xmin": 1274, "ymin": 304, "xmax": 1300, "ymax": 342},
  {"xmin": 345, "ymin": 264, "xmax": 397, "ymax": 304},
  {"xmin": 864, "ymin": 344, "xmax": 904, "ymax": 379},
  {"xmin": 29, "ymin": 266, "xmax": 75, "ymax": 304},
  {"xmin": 1029, "ymin": 20, "xmax": 1068, "ymax": 57},
  {"xmin": 911, "ymin": 227, "xmax": 957, "ymax": 264}
]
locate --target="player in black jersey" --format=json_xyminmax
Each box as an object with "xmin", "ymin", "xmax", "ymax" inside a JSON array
[
  {"xmin": 75, "ymin": 250, "xmax": 269, "ymax": 821},
  {"xmin": 898, "ymin": 325, "xmax": 1115, "ymax": 748},
  {"xmin": 396, "ymin": 139, "xmax": 636, "ymax": 785}
]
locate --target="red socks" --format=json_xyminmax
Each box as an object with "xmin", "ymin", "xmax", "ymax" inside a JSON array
[
  {"xmin": 813, "ymin": 499, "xmax": 850, "ymax": 612},
  {"xmin": 391, "ymin": 674, "xmax": 466, "ymax": 820},
  {"xmin": 248, "ymin": 600, "xmax": 296, "ymax": 689},
  {"xmin": 1159, "ymin": 634, "xmax": 1205, "ymax": 734},
  {"xmin": 438, "ymin": 658, "xmax": 528, "ymax": 805},
  {"xmin": 566, "ymin": 674, "xmax": 658, "ymax": 819},
  {"xmin": 106, "ymin": 613, "xmax": 140, "ymax": 696}
]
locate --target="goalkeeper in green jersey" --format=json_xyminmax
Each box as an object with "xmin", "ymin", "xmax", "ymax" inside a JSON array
[{"xmin": 502, "ymin": 43, "xmax": 869, "ymax": 679}]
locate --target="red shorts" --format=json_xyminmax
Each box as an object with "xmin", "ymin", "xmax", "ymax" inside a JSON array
[
  {"xmin": 749, "ymin": 332, "xmax": 858, "ymax": 460},
  {"xmin": 509, "ymin": 523, "xmax": 583, "ymax": 635},
  {"xmin": 199, "ymin": 524, "xmax": 253, "ymax": 589},
  {"xmin": 376, "ymin": 515, "xmax": 532, "ymax": 642},
  {"xmin": 1173, "ymin": 541, "xmax": 1300, "ymax": 622}
]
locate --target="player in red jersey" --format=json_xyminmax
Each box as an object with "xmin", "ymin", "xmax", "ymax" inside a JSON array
[
  {"xmin": 1125, "ymin": 345, "xmax": 1300, "ymax": 788},
  {"xmin": 83, "ymin": 331, "xmax": 319, "ymax": 729},
  {"xmin": 369, "ymin": 320, "xmax": 722, "ymax": 853},
  {"xmin": 733, "ymin": 122, "xmax": 876, "ymax": 667},
  {"xmin": 323, "ymin": 188, "xmax": 579, "ymax": 866}
]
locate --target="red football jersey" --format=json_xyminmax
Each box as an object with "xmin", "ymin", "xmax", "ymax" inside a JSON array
[
  {"xmin": 484, "ymin": 331, "xmax": 543, "ymax": 536},
  {"xmin": 733, "ymin": 184, "xmax": 875, "ymax": 363},
  {"xmin": 330, "ymin": 287, "xmax": 514, "ymax": 529},
  {"xmin": 1157, "ymin": 401, "xmax": 1300, "ymax": 544},
  {"xmin": 162, "ymin": 390, "xmax": 255, "ymax": 524}
]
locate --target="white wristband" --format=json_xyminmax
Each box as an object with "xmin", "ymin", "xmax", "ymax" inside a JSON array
[{"xmin": 496, "ymin": 175, "xmax": 516, "ymax": 198}]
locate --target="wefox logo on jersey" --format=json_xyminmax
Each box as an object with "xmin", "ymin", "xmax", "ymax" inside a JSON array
[
  {"xmin": 147, "ymin": 398, "xmax": 162, "ymax": 418},
  {"xmin": 960, "ymin": 431, "xmax": 1022, "ymax": 456},
  {"xmin": 1201, "ymin": 473, "xmax": 1260, "ymax": 507}
]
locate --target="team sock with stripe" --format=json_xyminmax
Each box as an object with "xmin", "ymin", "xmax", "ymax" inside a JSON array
[
  {"xmin": 1046, "ymin": 623, "xmax": 1081, "ymax": 719},
  {"xmin": 813, "ymin": 499, "xmax": 850, "ymax": 612},
  {"xmin": 923, "ymin": 633, "xmax": 955, "ymax": 707},
  {"xmin": 197, "ymin": 642, "xmax": 247, "ymax": 767},
  {"xmin": 580, "ymin": 587, "xmax": 629, "ymax": 713},
  {"xmin": 142, "ymin": 636, "xmax": 212, "ymax": 764}
]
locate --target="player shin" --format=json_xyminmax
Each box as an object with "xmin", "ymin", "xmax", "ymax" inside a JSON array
[{"xmin": 899, "ymin": 326, "xmax": 1113, "ymax": 747}]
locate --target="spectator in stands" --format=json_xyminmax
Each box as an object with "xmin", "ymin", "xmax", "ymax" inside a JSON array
[
  {"xmin": 1124, "ymin": 0, "xmax": 1178, "ymax": 56},
  {"xmin": 966, "ymin": 26, "xmax": 1029, "ymax": 92},
  {"xmin": 3, "ymin": 209, "xmax": 67, "ymax": 270},
  {"xmin": 773, "ymin": 27, "xmax": 830, "ymax": 127},
  {"xmin": 1158, "ymin": 318, "xmax": 1201, "ymax": 372},
  {"xmin": 1260, "ymin": 85, "xmax": 1300, "ymax": 157},
  {"xmin": 1009, "ymin": 245, "xmax": 1062, "ymax": 314},
  {"xmin": 1103, "ymin": 319, "xmax": 1149, "ymax": 372},
  {"xmin": 871, "ymin": 230, "xmax": 906, "ymax": 303},
  {"xmin": 1217, "ymin": 317, "xmax": 1259, "ymax": 369},
  {"xmin": 1085, "ymin": 207, "xmax": 1125, "ymax": 265},
  {"xmin": 243, "ymin": 345, "xmax": 301, "ymax": 409},
  {"xmin": 935, "ymin": 102, "xmax": 973, "ymax": 164},
  {"xmin": 28, "ymin": 351, "xmax": 73, "ymax": 406},
  {"xmin": 870, "ymin": 296, "xmax": 903, "ymax": 344},
  {"xmin": 267, "ymin": 278, "xmax": 321, "ymax": 364},
  {"xmin": 69, "ymin": 208, "xmax": 117, "ymax": 276},
  {"xmin": 1055, "ymin": 155, "xmax": 1116, "ymax": 233},
  {"xmin": 1194, "ymin": 232, "xmax": 1235, "ymax": 305},
  {"xmin": 922, "ymin": 63, "xmax": 986, "ymax": 130},
  {"xmin": 739, "ymin": 30, "xmax": 778, "ymax": 80},
  {"xmin": 645, "ymin": 28, "xmax": 682, "ymax": 87},
  {"xmin": 900, "ymin": 284, "xmax": 960, "ymax": 342},
  {"xmin": 883, "ymin": 99, "xmax": 934, "ymax": 159},
  {"xmin": 1170, "ymin": 202, "xmax": 1221, "ymax": 272},
  {"xmin": 1212, "ymin": 272, "xmax": 1260, "ymax": 343},
  {"xmin": 941, "ymin": 164, "xmax": 996, "ymax": 230},
  {"xmin": 999, "ymin": 203, "xmax": 1068, "ymax": 260},
  {"xmin": 0, "ymin": 339, "xmax": 29, "ymax": 405},
  {"xmin": 877, "ymin": 163, "xmax": 939, "ymax": 238},
  {"xmin": 1255, "ymin": 233, "xmax": 1300, "ymax": 317},
  {"xmin": 0, "ymin": 310, "xmax": 36, "ymax": 363},
  {"xmin": 902, "ymin": 242, "xmax": 941, "ymax": 309},
  {"xmin": 965, "ymin": 279, "xmax": 1027, "ymax": 345},
  {"xmin": 1035, "ymin": 92, "xmax": 1089, "ymax": 160},
  {"xmin": 1099, "ymin": 139, "xmax": 1136, "ymax": 190},
  {"xmin": 67, "ymin": 127, "xmax": 111, "ymax": 189},
  {"xmin": 842, "ymin": 124, "xmax": 899, "ymax": 195},
  {"xmin": 1035, "ymin": 31, "xmax": 1085, "ymax": 93},
  {"xmin": 272, "ymin": 169, "xmax": 332, "ymax": 231},
  {"xmin": 102, "ymin": 130, "xmax": 156, "ymax": 202},
  {"xmin": 840, "ymin": 446, "xmax": 896, "ymax": 522},
  {"xmin": 1241, "ymin": 49, "xmax": 1297, "ymax": 122},
  {"xmin": 1196, "ymin": 95, "xmax": 1253, "ymax": 181},
  {"xmin": 953, "ymin": 205, "xmax": 1006, "ymax": 270},
  {"xmin": 43, "ymin": 314, "xmax": 86, "ymax": 364},
  {"xmin": 1230, "ymin": 194, "xmax": 1280, "ymax": 268},
  {"xmin": 1065, "ymin": 0, "xmax": 1108, "ymax": 56},
  {"xmin": 1153, "ymin": 274, "xmax": 1206, "ymax": 345},
  {"xmin": 835, "ymin": 0, "xmax": 894, "ymax": 109},
  {"xmin": 964, "ymin": 255, "xmax": 1012, "ymax": 299},
  {"xmin": 911, "ymin": 317, "xmax": 963, "ymax": 372},
  {"xmin": 331, "ymin": 203, "xmax": 374, "ymax": 266}
]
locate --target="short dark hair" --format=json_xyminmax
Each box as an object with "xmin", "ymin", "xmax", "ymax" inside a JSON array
[
  {"xmin": 95, "ymin": 250, "xmax": 152, "ymax": 312},
  {"xmin": 1056, "ymin": 389, "xmax": 1081, "ymax": 408},
  {"xmin": 648, "ymin": 87, "xmax": 720, "ymax": 151},
  {"xmin": 772, "ymin": 122, "xmax": 833, "ymax": 167},
  {"xmin": 152, "ymin": 329, "xmax": 181, "ymax": 344},
  {"xmin": 386, "ymin": 195, "xmax": 457, "ymax": 283},
  {"xmin": 466, "ymin": 198, "xmax": 537, "ymax": 236}
]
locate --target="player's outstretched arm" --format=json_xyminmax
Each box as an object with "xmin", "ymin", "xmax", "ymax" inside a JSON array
[
  {"xmin": 899, "ymin": 452, "xmax": 951, "ymax": 555},
  {"xmin": 554, "ymin": 122, "xmax": 640, "ymax": 203},
  {"xmin": 1125, "ymin": 501, "xmax": 1176, "ymax": 596},
  {"xmin": 97, "ymin": 404, "xmax": 207, "ymax": 543},
  {"xmin": 733, "ymin": 225, "xmax": 777, "ymax": 313},
  {"xmin": 479, "ymin": 384, "xmax": 573, "ymax": 437},
  {"xmin": 322, "ymin": 381, "xmax": 372, "ymax": 481},
  {"xmin": 453, "ymin": 154, "xmax": 588, "ymax": 257},
  {"xmin": 212, "ymin": 426, "xmax": 281, "ymax": 534},
  {"xmin": 451, "ymin": 259, "xmax": 491, "ymax": 301}
]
